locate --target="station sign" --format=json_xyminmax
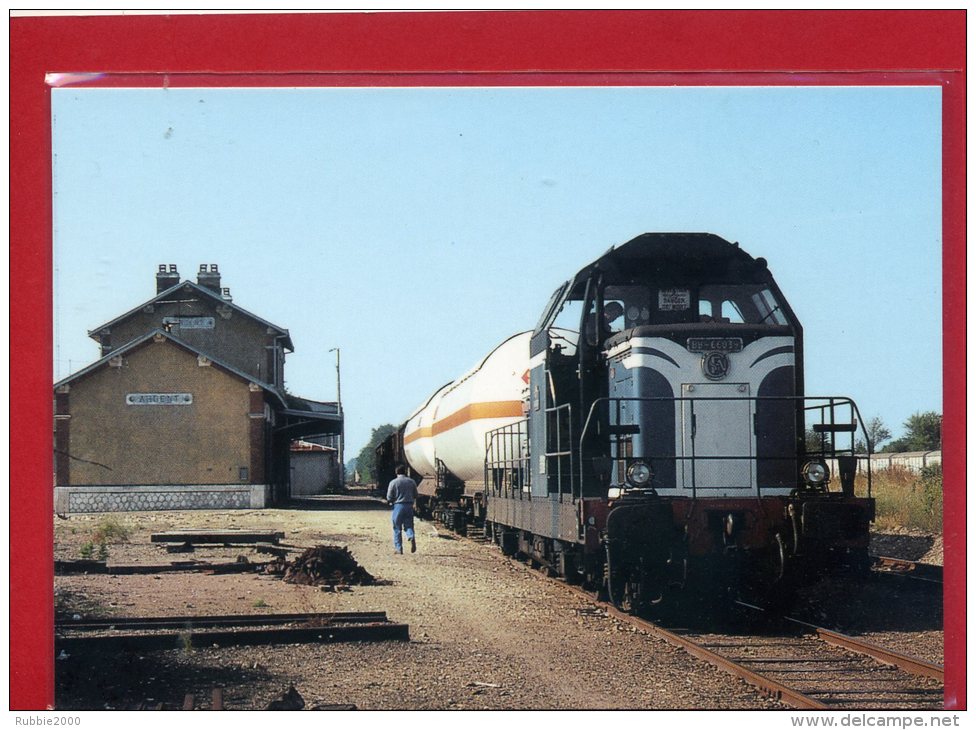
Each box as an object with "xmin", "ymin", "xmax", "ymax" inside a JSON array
[
  {"xmin": 162, "ymin": 316, "xmax": 215, "ymax": 329},
  {"xmin": 126, "ymin": 393, "xmax": 193, "ymax": 406}
]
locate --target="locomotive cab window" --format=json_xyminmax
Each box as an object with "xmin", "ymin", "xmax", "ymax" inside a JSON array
[
  {"xmin": 551, "ymin": 297, "xmax": 585, "ymax": 334},
  {"xmin": 603, "ymin": 285, "xmax": 651, "ymax": 331},
  {"xmin": 698, "ymin": 284, "xmax": 788, "ymax": 326},
  {"xmin": 698, "ymin": 298, "xmax": 744, "ymax": 324},
  {"xmin": 534, "ymin": 282, "xmax": 569, "ymax": 334}
]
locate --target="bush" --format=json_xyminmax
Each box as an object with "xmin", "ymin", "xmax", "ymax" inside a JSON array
[
  {"xmin": 868, "ymin": 465, "xmax": 942, "ymax": 533},
  {"xmin": 917, "ymin": 464, "xmax": 943, "ymax": 532},
  {"xmin": 77, "ymin": 516, "xmax": 131, "ymax": 560},
  {"xmin": 91, "ymin": 516, "xmax": 131, "ymax": 545}
]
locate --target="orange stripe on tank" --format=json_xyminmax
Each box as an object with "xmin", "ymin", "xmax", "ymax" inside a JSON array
[
  {"xmin": 402, "ymin": 400, "xmax": 524, "ymax": 445},
  {"xmin": 403, "ymin": 426, "xmax": 432, "ymax": 446}
]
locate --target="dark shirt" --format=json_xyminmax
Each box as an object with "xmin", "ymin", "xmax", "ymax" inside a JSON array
[{"xmin": 387, "ymin": 475, "xmax": 418, "ymax": 505}]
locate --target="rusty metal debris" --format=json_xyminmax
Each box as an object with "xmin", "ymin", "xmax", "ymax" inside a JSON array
[
  {"xmin": 55, "ymin": 559, "xmax": 109, "ymax": 574},
  {"xmin": 254, "ymin": 542, "xmax": 295, "ymax": 557},
  {"xmin": 182, "ymin": 688, "xmax": 224, "ymax": 711},
  {"xmin": 56, "ymin": 610, "xmax": 409, "ymax": 652},
  {"xmin": 61, "ymin": 610, "xmax": 389, "ymax": 631},
  {"xmin": 150, "ymin": 529, "xmax": 285, "ymax": 545},
  {"xmin": 873, "ymin": 556, "xmax": 943, "ymax": 586},
  {"xmin": 56, "ymin": 557, "xmax": 275, "ymax": 576}
]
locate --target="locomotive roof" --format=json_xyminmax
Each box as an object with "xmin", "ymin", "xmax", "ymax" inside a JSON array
[{"xmin": 568, "ymin": 232, "xmax": 769, "ymax": 290}]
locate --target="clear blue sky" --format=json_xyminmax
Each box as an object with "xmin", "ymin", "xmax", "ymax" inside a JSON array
[{"xmin": 52, "ymin": 85, "xmax": 943, "ymax": 457}]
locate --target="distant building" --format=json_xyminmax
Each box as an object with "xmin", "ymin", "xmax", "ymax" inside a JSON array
[
  {"xmin": 54, "ymin": 264, "xmax": 342, "ymax": 513},
  {"xmin": 289, "ymin": 440, "xmax": 340, "ymax": 496}
]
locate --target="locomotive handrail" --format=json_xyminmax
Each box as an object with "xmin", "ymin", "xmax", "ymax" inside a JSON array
[
  {"xmin": 484, "ymin": 417, "xmax": 531, "ymax": 500},
  {"xmin": 544, "ymin": 402, "xmax": 574, "ymax": 502},
  {"xmin": 579, "ymin": 395, "xmax": 872, "ymax": 498}
]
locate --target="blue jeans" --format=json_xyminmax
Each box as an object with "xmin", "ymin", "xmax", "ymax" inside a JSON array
[{"xmin": 391, "ymin": 503, "xmax": 415, "ymax": 552}]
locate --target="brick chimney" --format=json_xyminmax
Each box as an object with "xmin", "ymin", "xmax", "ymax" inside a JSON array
[
  {"xmin": 197, "ymin": 264, "xmax": 221, "ymax": 293},
  {"xmin": 156, "ymin": 264, "xmax": 180, "ymax": 293}
]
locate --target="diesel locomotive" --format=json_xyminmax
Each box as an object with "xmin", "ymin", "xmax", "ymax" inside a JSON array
[{"xmin": 378, "ymin": 233, "xmax": 875, "ymax": 610}]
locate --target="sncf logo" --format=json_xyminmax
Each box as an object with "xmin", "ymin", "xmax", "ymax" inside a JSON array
[{"xmin": 701, "ymin": 351, "xmax": 730, "ymax": 380}]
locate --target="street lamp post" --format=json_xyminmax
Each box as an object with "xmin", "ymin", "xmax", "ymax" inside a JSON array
[{"xmin": 329, "ymin": 347, "xmax": 344, "ymax": 487}]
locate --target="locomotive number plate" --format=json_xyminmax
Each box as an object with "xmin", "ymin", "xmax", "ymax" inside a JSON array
[{"xmin": 687, "ymin": 337, "xmax": 743, "ymax": 353}]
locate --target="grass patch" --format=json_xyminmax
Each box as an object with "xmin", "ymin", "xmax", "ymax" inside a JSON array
[
  {"xmin": 864, "ymin": 465, "xmax": 942, "ymax": 533},
  {"xmin": 252, "ymin": 598, "xmax": 268, "ymax": 608},
  {"xmin": 78, "ymin": 516, "xmax": 132, "ymax": 560},
  {"xmin": 91, "ymin": 516, "xmax": 132, "ymax": 544}
]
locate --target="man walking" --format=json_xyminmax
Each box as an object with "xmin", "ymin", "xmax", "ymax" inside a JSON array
[{"xmin": 387, "ymin": 465, "xmax": 418, "ymax": 554}]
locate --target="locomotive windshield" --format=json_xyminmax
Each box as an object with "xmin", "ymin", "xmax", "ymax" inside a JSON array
[
  {"xmin": 602, "ymin": 282, "xmax": 789, "ymax": 330},
  {"xmin": 538, "ymin": 280, "xmax": 791, "ymax": 348},
  {"xmin": 533, "ymin": 234, "xmax": 798, "ymax": 352}
]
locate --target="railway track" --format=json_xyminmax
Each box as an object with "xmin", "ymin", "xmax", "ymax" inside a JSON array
[
  {"xmin": 56, "ymin": 610, "xmax": 409, "ymax": 652},
  {"xmin": 564, "ymin": 586, "xmax": 944, "ymax": 710},
  {"xmin": 873, "ymin": 555, "xmax": 943, "ymax": 587},
  {"xmin": 440, "ymin": 517, "xmax": 945, "ymax": 710}
]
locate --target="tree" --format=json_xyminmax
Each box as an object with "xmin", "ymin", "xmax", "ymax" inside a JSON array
[
  {"xmin": 344, "ymin": 457, "xmax": 358, "ymax": 484},
  {"xmin": 855, "ymin": 416, "xmax": 892, "ymax": 453},
  {"xmin": 881, "ymin": 411, "xmax": 942, "ymax": 453},
  {"xmin": 353, "ymin": 423, "xmax": 397, "ymax": 483},
  {"xmin": 805, "ymin": 428, "xmax": 831, "ymax": 454}
]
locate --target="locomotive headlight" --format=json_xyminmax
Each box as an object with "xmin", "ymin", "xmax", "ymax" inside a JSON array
[
  {"xmin": 626, "ymin": 461, "xmax": 653, "ymax": 487},
  {"xmin": 607, "ymin": 487, "xmax": 623, "ymax": 500},
  {"xmin": 802, "ymin": 460, "xmax": 830, "ymax": 486}
]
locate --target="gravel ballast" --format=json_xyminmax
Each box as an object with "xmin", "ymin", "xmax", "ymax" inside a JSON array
[{"xmin": 54, "ymin": 504, "xmax": 942, "ymax": 710}]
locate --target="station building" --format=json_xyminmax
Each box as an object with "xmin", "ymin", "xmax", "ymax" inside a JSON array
[{"xmin": 54, "ymin": 264, "xmax": 342, "ymax": 513}]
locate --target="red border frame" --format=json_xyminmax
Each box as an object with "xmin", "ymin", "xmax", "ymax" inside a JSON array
[{"xmin": 11, "ymin": 11, "xmax": 965, "ymax": 710}]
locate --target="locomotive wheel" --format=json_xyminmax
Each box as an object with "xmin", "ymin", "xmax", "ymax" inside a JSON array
[
  {"xmin": 604, "ymin": 552, "xmax": 639, "ymax": 613},
  {"xmin": 558, "ymin": 550, "xmax": 582, "ymax": 584},
  {"xmin": 758, "ymin": 534, "xmax": 798, "ymax": 613}
]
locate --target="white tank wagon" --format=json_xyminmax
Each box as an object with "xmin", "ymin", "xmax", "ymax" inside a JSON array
[
  {"xmin": 403, "ymin": 332, "xmax": 533, "ymax": 501},
  {"xmin": 402, "ymin": 383, "xmax": 451, "ymax": 478}
]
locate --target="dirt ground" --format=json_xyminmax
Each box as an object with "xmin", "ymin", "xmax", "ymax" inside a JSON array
[{"xmin": 53, "ymin": 498, "xmax": 944, "ymax": 710}]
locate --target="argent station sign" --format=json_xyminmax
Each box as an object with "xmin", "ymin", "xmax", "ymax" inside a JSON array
[{"xmin": 125, "ymin": 393, "xmax": 193, "ymax": 405}]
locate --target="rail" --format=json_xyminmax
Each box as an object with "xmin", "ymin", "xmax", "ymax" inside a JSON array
[
  {"xmin": 484, "ymin": 418, "xmax": 530, "ymax": 498},
  {"xmin": 55, "ymin": 610, "xmax": 409, "ymax": 651},
  {"xmin": 873, "ymin": 556, "xmax": 943, "ymax": 587},
  {"xmin": 545, "ymin": 402, "xmax": 574, "ymax": 500},
  {"xmin": 438, "ymin": 502, "xmax": 943, "ymax": 710}
]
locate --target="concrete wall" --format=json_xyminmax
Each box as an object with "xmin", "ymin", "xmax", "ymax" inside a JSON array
[
  {"xmin": 58, "ymin": 336, "xmax": 259, "ymax": 487},
  {"xmin": 54, "ymin": 484, "xmax": 271, "ymax": 514}
]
